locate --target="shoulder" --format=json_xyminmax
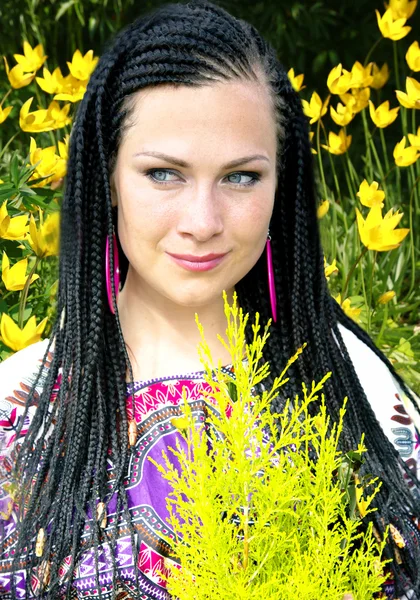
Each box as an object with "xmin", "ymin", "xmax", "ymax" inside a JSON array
[
  {"xmin": 335, "ymin": 323, "xmax": 404, "ymax": 401},
  {"xmin": 335, "ymin": 323, "xmax": 420, "ymax": 477},
  {"xmin": 0, "ymin": 338, "xmax": 53, "ymax": 402},
  {"xmin": 335, "ymin": 322, "xmax": 420, "ymax": 411},
  {"xmin": 0, "ymin": 338, "xmax": 54, "ymax": 461}
]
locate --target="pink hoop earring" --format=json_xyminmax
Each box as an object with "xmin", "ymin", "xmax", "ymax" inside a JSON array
[
  {"xmin": 105, "ymin": 232, "xmax": 120, "ymax": 315},
  {"xmin": 266, "ymin": 232, "xmax": 277, "ymax": 324}
]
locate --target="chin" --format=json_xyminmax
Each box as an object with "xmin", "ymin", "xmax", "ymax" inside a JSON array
[{"xmin": 164, "ymin": 282, "xmax": 233, "ymax": 308}]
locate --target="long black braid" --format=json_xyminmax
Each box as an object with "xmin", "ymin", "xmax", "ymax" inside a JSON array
[{"xmin": 9, "ymin": 1, "xmax": 420, "ymax": 597}]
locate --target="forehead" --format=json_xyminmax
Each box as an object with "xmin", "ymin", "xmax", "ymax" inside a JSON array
[{"xmin": 119, "ymin": 80, "xmax": 277, "ymax": 159}]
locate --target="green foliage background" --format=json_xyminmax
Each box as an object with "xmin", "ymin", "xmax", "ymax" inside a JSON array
[{"xmin": 0, "ymin": 0, "xmax": 419, "ymax": 394}]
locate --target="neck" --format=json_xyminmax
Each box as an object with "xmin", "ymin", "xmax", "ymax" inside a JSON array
[{"xmin": 117, "ymin": 270, "xmax": 235, "ymax": 382}]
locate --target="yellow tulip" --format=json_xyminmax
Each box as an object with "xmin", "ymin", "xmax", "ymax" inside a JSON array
[
  {"xmin": 385, "ymin": 0, "xmax": 417, "ymax": 19},
  {"xmin": 378, "ymin": 290, "xmax": 396, "ymax": 304},
  {"xmin": 67, "ymin": 49, "xmax": 98, "ymax": 81},
  {"xmin": 368, "ymin": 100, "xmax": 399, "ymax": 128},
  {"xmin": 330, "ymin": 102, "xmax": 355, "ymax": 126},
  {"xmin": 0, "ymin": 201, "xmax": 29, "ymax": 241},
  {"xmin": 375, "ymin": 8, "xmax": 411, "ymax": 40},
  {"xmin": 317, "ymin": 200, "xmax": 330, "ymax": 219},
  {"xmin": 321, "ymin": 129, "xmax": 352, "ymax": 155},
  {"xmin": 327, "ymin": 64, "xmax": 352, "ymax": 95},
  {"xmin": 45, "ymin": 101, "xmax": 72, "ymax": 129},
  {"xmin": 393, "ymin": 137, "xmax": 420, "ymax": 166},
  {"xmin": 0, "ymin": 313, "xmax": 47, "ymax": 352},
  {"xmin": 28, "ymin": 211, "xmax": 60, "ymax": 258},
  {"xmin": 36, "ymin": 67, "xmax": 65, "ymax": 94},
  {"xmin": 58, "ymin": 136, "xmax": 69, "ymax": 161},
  {"xmin": 370, "ymin": 63, "xmax": 390, "ymax": 89},
  {"xmin": 0, "ymin": 103, "xmax": 12, "ymax": 125},
  {"xmin": 340, "ymin": 87, "xmax": 370, "ymax": 113},
  {"xmin": 301, "ymin": 92, "xmax": 330, "ymax": 124},
  {"xmin": 287, "ymin": 68, "xmax": 305, "ymax": 92},
  {"xmin": 355, "ymin": 205, "xmax": 410, "ymax": 251},
  {"xmin": 0, "ymin": 201, "xmax": 10, "ymax": 238},
  {"xmin": 13, "ymin": 41, "xmax": 47, "ymax": 73},
  {"xmin": 395, "ymin": 76, "xmax": 420, "ymax": 109},
  {"xmin": 1, "ymin": 252, "xmax": 39, "ymax": 292},
  {"xmin": 29, "ymin": 137, "xmax": 67, "ymax": 188},
  {"xmin": 19, "ymin": 97, "xmax": 55, "ymax": 133},
  {"xmin": 356, "ymin": 180, "xmax": 385, "ymax": 208},
  {"xmin": 54, "ymin": 74, "xmax": 87, "ymax": 103},
  {"xmin": 408, "ymin": 125, "xmax": 420, "ymax": 148},
  {"xmin": 333, "ymin": 294, "xmax": 361, "ymax": 322},
  {"xmin": 3, "ymin": 57, "xmax": 35, "ymax": 89},
  {"xmin": 350, "ymin": 61, "xmax": 374, "ymax": 89},
  {"xmin": 406, "ymin": 41, "xmax": 420, "ymax": 72},
  {"xmin": 324, "ymin": 257, "xmax": 338, "ymax": 280}
]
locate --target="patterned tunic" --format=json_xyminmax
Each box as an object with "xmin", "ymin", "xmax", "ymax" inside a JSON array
[{"xmin": 0, "ymin": 324, "xmax": 419, "ymax": 598}]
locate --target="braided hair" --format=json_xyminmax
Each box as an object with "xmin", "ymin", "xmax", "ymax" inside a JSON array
[{"xmin": 11, "ymin": 1, "xmax": 420, "ymax": 597}]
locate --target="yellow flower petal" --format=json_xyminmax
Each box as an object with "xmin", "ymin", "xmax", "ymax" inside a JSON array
[
  {"xmin": 356, "ymin": 180, "xmax": 385, "ymax": 208},
  {"xmin": 317, "ymin": 200, "xmax": 330, "ymax": 219},
  {"xmin": 369, "ymin": 100, "xmax": 399, "ymax": 128},
  {"xmin": 0, "ymin": 313, "xmax": 47, "ymax": 352},
  {"xmin": 378, "ymin": 290, "xmax": 396, "ymax": 304}
]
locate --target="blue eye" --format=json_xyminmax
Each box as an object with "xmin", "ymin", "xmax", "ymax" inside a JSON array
[
  {"xmin": 144, "ymin": 168, "xmax": 260, "ymax": 187},
  {"xmin": 145, "ymin": 169, "xmax": 179, "ymax": 184},
  {"xmin": 226, "ymin": 172, "xmax": 260, "ymax": 187}
]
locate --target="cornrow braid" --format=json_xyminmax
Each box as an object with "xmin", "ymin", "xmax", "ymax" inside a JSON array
[{"xmin": 10, "ymin": 1, "xmax": 420, "ymax": 598}]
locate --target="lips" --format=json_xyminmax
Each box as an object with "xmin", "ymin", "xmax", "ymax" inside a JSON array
[
  {"xmin": 168, "ymin": 253, "xmax": 227, "ymax": 262},
  {"xmin": 166, "ymin": 251, "xmax": 228, "ymax": 272}
]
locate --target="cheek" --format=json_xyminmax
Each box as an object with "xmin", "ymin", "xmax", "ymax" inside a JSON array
[
  {"xmin": 230, "ymin": 195, "xmax": 274, "ymax": 243},
  {"xmin": 116, "ymin": 176, "xmax": 176, "ymax": 243}
]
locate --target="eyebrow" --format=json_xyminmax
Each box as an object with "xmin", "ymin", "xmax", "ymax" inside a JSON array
[{"xmin": 133, "ymin": 151, "xmax": 270, "ymax": 169}]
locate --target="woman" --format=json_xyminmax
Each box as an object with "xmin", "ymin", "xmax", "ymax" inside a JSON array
[{"xmin": 0, "ymin": 1, "xmax": 419, "ymax": 598}]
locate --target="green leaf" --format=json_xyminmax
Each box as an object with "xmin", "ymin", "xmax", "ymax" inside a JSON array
[
  {"xmin": 0, "ymin": 185, "xmax": 17, "ymax": 201},
  {"xmin": 0, "ymin": 299, "xmax": 9, "ymax": 315},
  {"xmin": 55, "ymin": 0, "xmax": 76, "ymax": 21},
  {"xmin": 74, "ymin": 1, "xmax": 85, "ymax": 26},
  {"xmin": 9, "ymin": 154, "xmax": 20, "ymax": 187}
]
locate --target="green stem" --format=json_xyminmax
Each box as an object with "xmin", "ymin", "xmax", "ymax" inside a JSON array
[
  {"xmin": 25, "ymin": 0, "xmax": 46, "ymax": 48},
  {"xmin": 413, "ymin": 109, "xmax": 420, "ymax": 179},
  {"xmin": 383, "ymin": 164, "xmax": 396, "ymax": 182},
  {"xmin": 375, "ymin": 303, "xmax": 389, "ymax": 347},
  {"xmin": 18, "ymin": 256, "xmax": 41, "ymax": 328},
  {"xmin": 316, "ymin": 119, "xmax": 328, "ymax": 201},
  {"xmin": 393, "ymin": 41, "xmax": 401, "ymax": 92},
  {"xmin": 379, "ymin": 128, "xmax": 390, "ymax": 175},
  {"xmin": 0, "ymin": 90, "xmax": 12, "ymax": 108},
  {"xmin": 364, "ymin": 37, "xmax": 383, "ymax": 67},
  {"xmin": 367, "ymin": 251, "xmax": 377, "ymax": 334},
  {"xmin": 402, "ymin": 174, "xmax": 420, "ymax": 301},
  {"xmin": 361, "ymin": 109, "xmax": 373, "ymax": 180},
  {"xmin": 342, "ymin": 246, "xmax": 369, "ymax": 300},
  {"xmin": 343, "ymin": 155, "xmax": 357, "ymax": 199},
  {"xmin": 346, "ymin": 153, "xmax": 359, "ymax": 194},
  {"xmin": 359, "ymin": 253, "xmax": 369, "ymax": 327},
  {"xmin": 0, "ymin": 133, "xmax": 19, "ymax": 163},
  {"xmin": 320, "ymin": 120, "xmax": 341, "ymax": 201},
  {"xmin": 369, "ymin": 134, "xmax": 388, "ymax": 197},
  {"xmin": 401, "ymin": 107, "xmax": 408, "ymax": 137}
]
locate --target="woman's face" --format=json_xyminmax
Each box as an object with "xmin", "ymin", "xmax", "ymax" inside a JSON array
[{"xmin": 111, "ymin": 80, "xmax": 278, "ymax": 308}]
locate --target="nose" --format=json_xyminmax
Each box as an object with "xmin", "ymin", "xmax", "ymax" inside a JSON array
[{"xmin": 176, "ymin": 183, "xmax": 224, "ymax": 242}]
